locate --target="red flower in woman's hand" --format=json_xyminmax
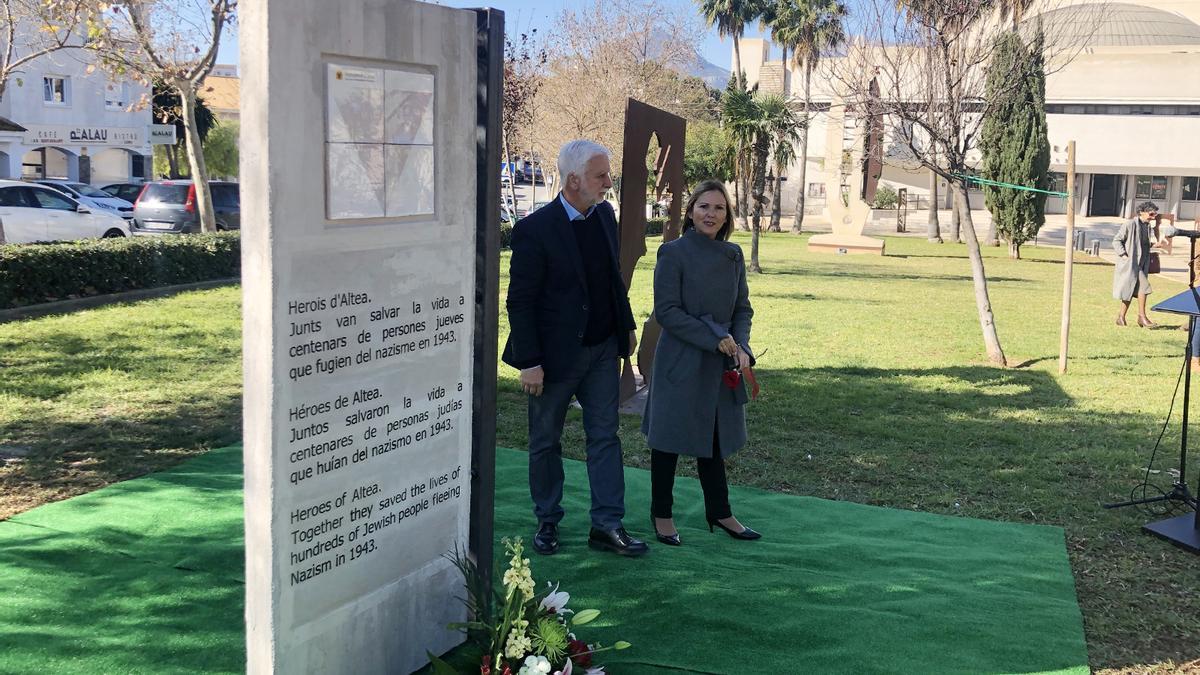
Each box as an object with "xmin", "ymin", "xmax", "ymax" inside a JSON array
[
  {"xmin": 568, "ymin": 640, "xmax": 592, "ymax": 668},
  {"xmin": 722, "ymin": 369, "xmax": 741, "ymax": 389},
  {"xmin": 480, "ymin": 655, "xmax": 492, "ymax": 675},
  {"xmin": 500, "ymin": 664, "xmax": 513, "ymax": 675}
]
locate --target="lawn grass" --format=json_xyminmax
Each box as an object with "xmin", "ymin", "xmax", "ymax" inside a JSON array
[{"xmin": 0, "ymin": 232, "xmax": 1196, "ymax": 671}]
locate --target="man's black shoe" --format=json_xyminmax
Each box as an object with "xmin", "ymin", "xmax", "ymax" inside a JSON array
[
  {"xmin": 532, "ymin": 522, "xmax": 559, "ymax": 555},
  {"xmin": 587, "ymin": 527, "xmax": 648, "ymax": 557}
]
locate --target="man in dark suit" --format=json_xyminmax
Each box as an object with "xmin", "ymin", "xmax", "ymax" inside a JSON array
[{"xmin": 502, "ymin": 140, "xmax": 647, "ymax": 557}]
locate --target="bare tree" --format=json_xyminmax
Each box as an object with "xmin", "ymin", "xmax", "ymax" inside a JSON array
[
  {"xmin": 0, "ymin": 0, "xmax": 96, "ymax": 102},
  {"xmin": 503, "ymin": 30, "xmax": 546, "ymax": 222},
  {"xmin": 832, "ymin": 0, "xmax": 1101, "ymax": 366},
  {"xmin": 535, "ymin": 0, "xmax": 708, "ymax": 184},
  {"xmin": 88, "ymin": 1, "xmax": 236, "ymax": 233}
]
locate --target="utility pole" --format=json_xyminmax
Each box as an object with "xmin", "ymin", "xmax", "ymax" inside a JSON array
[{"xmin": 1059, "ymin": 140, "xmax": 1077, "ymax": 374}]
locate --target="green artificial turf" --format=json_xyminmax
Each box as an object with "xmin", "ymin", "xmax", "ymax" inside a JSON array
[{"xmin": 0, "ymin": 445, "xmax": 1087, "ymax": 674}]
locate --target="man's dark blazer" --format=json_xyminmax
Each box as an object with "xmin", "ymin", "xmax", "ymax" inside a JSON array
[{"xmin": 502, "ymin": 197, "xmax": 636, "ymax": 382}]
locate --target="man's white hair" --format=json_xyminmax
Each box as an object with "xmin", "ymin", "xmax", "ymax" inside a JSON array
[{"xmin": 557, "ymin": 139, "xmax": 610, "ymax": 185}]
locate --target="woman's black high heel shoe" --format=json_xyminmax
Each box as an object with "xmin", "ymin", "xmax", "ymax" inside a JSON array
[
  {"xmin": 651, "ymin": 516, "xmax": 681, "ymax": 546},
  {"xmin": 707, "ymin": 517, "xmax": 762, "ymax": 540}
]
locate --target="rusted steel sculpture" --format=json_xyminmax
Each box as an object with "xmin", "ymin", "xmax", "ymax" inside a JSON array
[{"xmin": 617, "ymin": 99, "xmax": 686, "ymax": 403}]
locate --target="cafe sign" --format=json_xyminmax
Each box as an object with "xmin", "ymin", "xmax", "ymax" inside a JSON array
[{"xmin": 22, "ymin": 124, "xmax": 144, "ymax": 147}]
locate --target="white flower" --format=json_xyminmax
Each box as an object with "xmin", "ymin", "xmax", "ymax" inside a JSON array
[
  {"xmin": 585, "ymin": 667, "xmax": 605, "ymax": 675},
  {"xmin": 518, "ymin": 655, "xmax": 551, "ymax": 675},
  {"xmin": 553, "ymin": 658, "xmax": 574, "ymax": 675},
  {"xmin": 539, "ymin": 582, "xmax": 572, "ymax": 614}
]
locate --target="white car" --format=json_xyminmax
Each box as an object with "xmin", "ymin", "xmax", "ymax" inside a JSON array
[
  {"xmin": 33, "ymin": 179, "xmax": 134, "ymax": 220},
  {"xmin": 0, "ymin": 180, "xmax": 130, "ymax": 243}
]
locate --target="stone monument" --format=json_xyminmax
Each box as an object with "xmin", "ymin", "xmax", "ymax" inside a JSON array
[
  {"xmin": 808, "ymin": 82, "xmax": 886, "ymax": 256},
  {"xmin": 241, "ymin": 1, "xmax": 501, "ymax": 672}
]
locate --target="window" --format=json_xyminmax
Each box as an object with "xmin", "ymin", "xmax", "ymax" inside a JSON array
[
  {"xmin": 1135, "ymin": 175, "xmax": 1168, "ymax": 201},
  {"xmin": 0, "ymin": 187, "xmax": 32, "ymax": 208},
  {"xmin": 30, "ymin": 187, "xmax": 75, "ymax": 211},
  {"xmin": 211, "ymin": 184, "xmax": 239, "ymax": 208},
  {"xmin": 807, "ymin": 182, "xmax": 826, "ymax": 198},
  {"xmin": 104, "ymin": 80, "xmax": 128, "ymax": 110},
  {"xmin": 43, "ymin": 76, "xmax": 68, "ymax": 105},
  {"xmin": 1184, "ymin": 177, "xmax": 1200, "ymax": 202},
  {"xmin": 1048, "ymin": 172, "xmax": 1067, "ymax": 194}
]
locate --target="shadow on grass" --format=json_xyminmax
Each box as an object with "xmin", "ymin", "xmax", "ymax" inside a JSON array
[{"xmin": 0, "ymin": 326, "xmax": 241, "ymax": 513}]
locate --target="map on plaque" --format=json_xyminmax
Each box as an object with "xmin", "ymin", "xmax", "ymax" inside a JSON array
[{"xmin": 326, "ymin": 62, "xmax": 436, "ymax": 219}]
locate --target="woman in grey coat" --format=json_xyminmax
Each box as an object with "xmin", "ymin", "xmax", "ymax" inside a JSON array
[
  {"xmin": 1112, "ymin": 201, "xmax": 1163, "ymax": 327},
  {"xmin": 641, "ymin": 179, "xmax": 760, "ymax": 546}
]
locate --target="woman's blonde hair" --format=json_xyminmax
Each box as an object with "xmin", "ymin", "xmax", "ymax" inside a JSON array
[{"xmin": 681, "ymin": 179, "xmax": 734, "ymax": 241}]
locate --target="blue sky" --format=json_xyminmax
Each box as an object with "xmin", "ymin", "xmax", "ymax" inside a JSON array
[{"xmin": 216, "ymin": 1, "xmax": 872, "ymax": 72}]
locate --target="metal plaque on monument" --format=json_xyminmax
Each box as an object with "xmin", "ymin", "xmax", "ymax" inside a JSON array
[{"xmin": 241, "ymin": 0, "xmax": 501, "ymax": 672}]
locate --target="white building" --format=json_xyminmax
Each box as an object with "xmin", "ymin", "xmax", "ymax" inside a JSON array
[
  {"xmin": 0, "ymin": 37, "xmax": 153, "ymax": 185},
  {"xmin": 743, "ymin": 0, "xmax": 1200, "ymax": 222}
]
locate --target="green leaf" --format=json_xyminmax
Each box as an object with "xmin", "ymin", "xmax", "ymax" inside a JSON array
[
  {"xmin": 570, "ymin": 609, "xmax": 600, "ymax": 625},
  {"xmin": 425, "ymin": 651, "xmax": 458, "ymax": 675},
  {"xmin": 615, "ymin": 641, "xmax": 631, "ymax": 650}
]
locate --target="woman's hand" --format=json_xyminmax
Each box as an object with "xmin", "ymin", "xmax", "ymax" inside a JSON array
[
  {"xmin": 718, "ymin": 335, "xmax": 738, "ymax": 357},
  {"xmin": 736, "ymin": 348, "xmax": 751, "ymax": 370}
]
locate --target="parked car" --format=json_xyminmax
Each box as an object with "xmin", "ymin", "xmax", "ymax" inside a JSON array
[
  {"xmin": 131, "ymin": 180, "xmax": 240, "ymax": 234},
  {"xmin": 522, "ymin": 164, "xmax": 545, "ymax": 185},
  {"xmin": 0, "ymin": 179, "xmax": 130, "ymax": 243},
  {"xmin": 99, "ymin": 182, "xmax": 146, "ymax": 204},
  {"xmin": 33, "ymin": 179, "xmax": 134, "ymax": 220}
]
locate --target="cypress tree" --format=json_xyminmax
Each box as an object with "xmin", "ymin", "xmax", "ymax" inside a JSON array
[{"xmin": 981, "ymin": 26, "xmax": 1049, "ymax": 259}]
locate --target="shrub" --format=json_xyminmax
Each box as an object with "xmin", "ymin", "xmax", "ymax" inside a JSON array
[
  {"xmin": 500, "ymin": 221, "xmax": 514, "ymax": 249},
  {"xmin": 872, "ymin": 185, "xmax": 899, "ymax": 210},
  {"xmin": 0, "ymin": 232, "xmax": 241, "ymax": 308},
  {"xmin": 646, "ymin": 218, "xmax": 666, "ymax": 236}
]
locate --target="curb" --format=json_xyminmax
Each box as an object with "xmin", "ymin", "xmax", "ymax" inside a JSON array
[{"xmin": 0, "ymin": 278, "xmax": 240, "ymax": 324}]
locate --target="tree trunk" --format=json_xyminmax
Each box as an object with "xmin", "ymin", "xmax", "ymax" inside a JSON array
[
  {"xmin": 950, "ymin": 188, "xmax": 962, "ymax": 243},
  {"xmin": 736, "ymin": 153, "xmax": 751, "ymax": 231},
  {"xmin": 749, "ymin": 140, "xmax": 769, "ymax": 273},
  {"xmin": 984, "ymin": 200, "xmax": 999, "ymax": 246},
  {"xmin": 768, "ymin": 159, "xmax": 782, "ymax": 232},
  {"xmin": 732, "ymin": 36, "xmax": 743, "ymax": 91},
  {"xmin": 955, "ymin": 183, "xmax": 1007, "ymax": 366},
  {"xmin": 733, "ymin": 174, "xmax": 743, "ymax": 229},
  {"xmin": 927, "ymin": 169, "xmax": 941, "ymax": 242},
  {"xmin": 180, "ymin": 85, "xmax": 216, "ymax": 233},
  {"xmin": 503, "ymin": 133, "xmax": 519, "ymax": 223},
  {"xmin": 167, "ymin": 145, "xmax": 180, "ymax": 179},
  {"xmin": 0, "ymin": 217, "xmax": 6, "ymax": 244},
  {"xmin": 1010, "ymin": 240, "xmax": 1021, "ymax": 259},
  {"xmin": 791, "ymin": 59, "xmax": 812, "ymax": 234}
]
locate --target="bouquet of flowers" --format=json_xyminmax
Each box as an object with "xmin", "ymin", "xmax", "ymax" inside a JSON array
[{"xmin": 431, "ymin": 538, "xmax": 629, "ymax": 675}]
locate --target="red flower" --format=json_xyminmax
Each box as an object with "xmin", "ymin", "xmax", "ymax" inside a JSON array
[
  {"xmin": 501, "ymin": 665, "xmax": 513, "ymax": 675},
  {"xmin": 722, "ymin": 369, "xmax": 741, "ymax": 389},
  {"xmin": 480, "ymin": 655, "xmax": 491, "ymax": 675},
  {"xmin": 568, "ymin": 640, "xmax": 592, "ymax": 668}
]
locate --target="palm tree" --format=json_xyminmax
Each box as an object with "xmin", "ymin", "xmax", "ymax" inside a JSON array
[
  {"xmin": 723, "ymin": 89, "xmax": 799, "ymax": 272},
  {"xmin": 701, "ymin": 0, "xmax": 764, "ymax": 228},
  {"xmin": 700, "ymin": 0, "xmax": 762, "ymax": 90},
  {"xmin": 760, "ymin": 0, "xmax": 800, "ymax": 230},
  {"xmin": 785, "ymin": 0, "xmax": 848, "ymax": 233}
]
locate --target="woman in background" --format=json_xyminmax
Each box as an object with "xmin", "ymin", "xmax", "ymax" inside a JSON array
[{"xmin": 1113, "ymin": 201, "xmax": 1162, "ymax": 327}]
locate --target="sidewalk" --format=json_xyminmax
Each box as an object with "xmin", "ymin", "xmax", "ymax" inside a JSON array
[{"xmin": 788, "ymin": 210, "xmax": 1195, "ymax": 286}]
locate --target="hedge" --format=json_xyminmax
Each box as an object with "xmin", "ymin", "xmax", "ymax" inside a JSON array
[{"xmin": 0, "ymin": 232, "xmax": 241, "ymax": 308}]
